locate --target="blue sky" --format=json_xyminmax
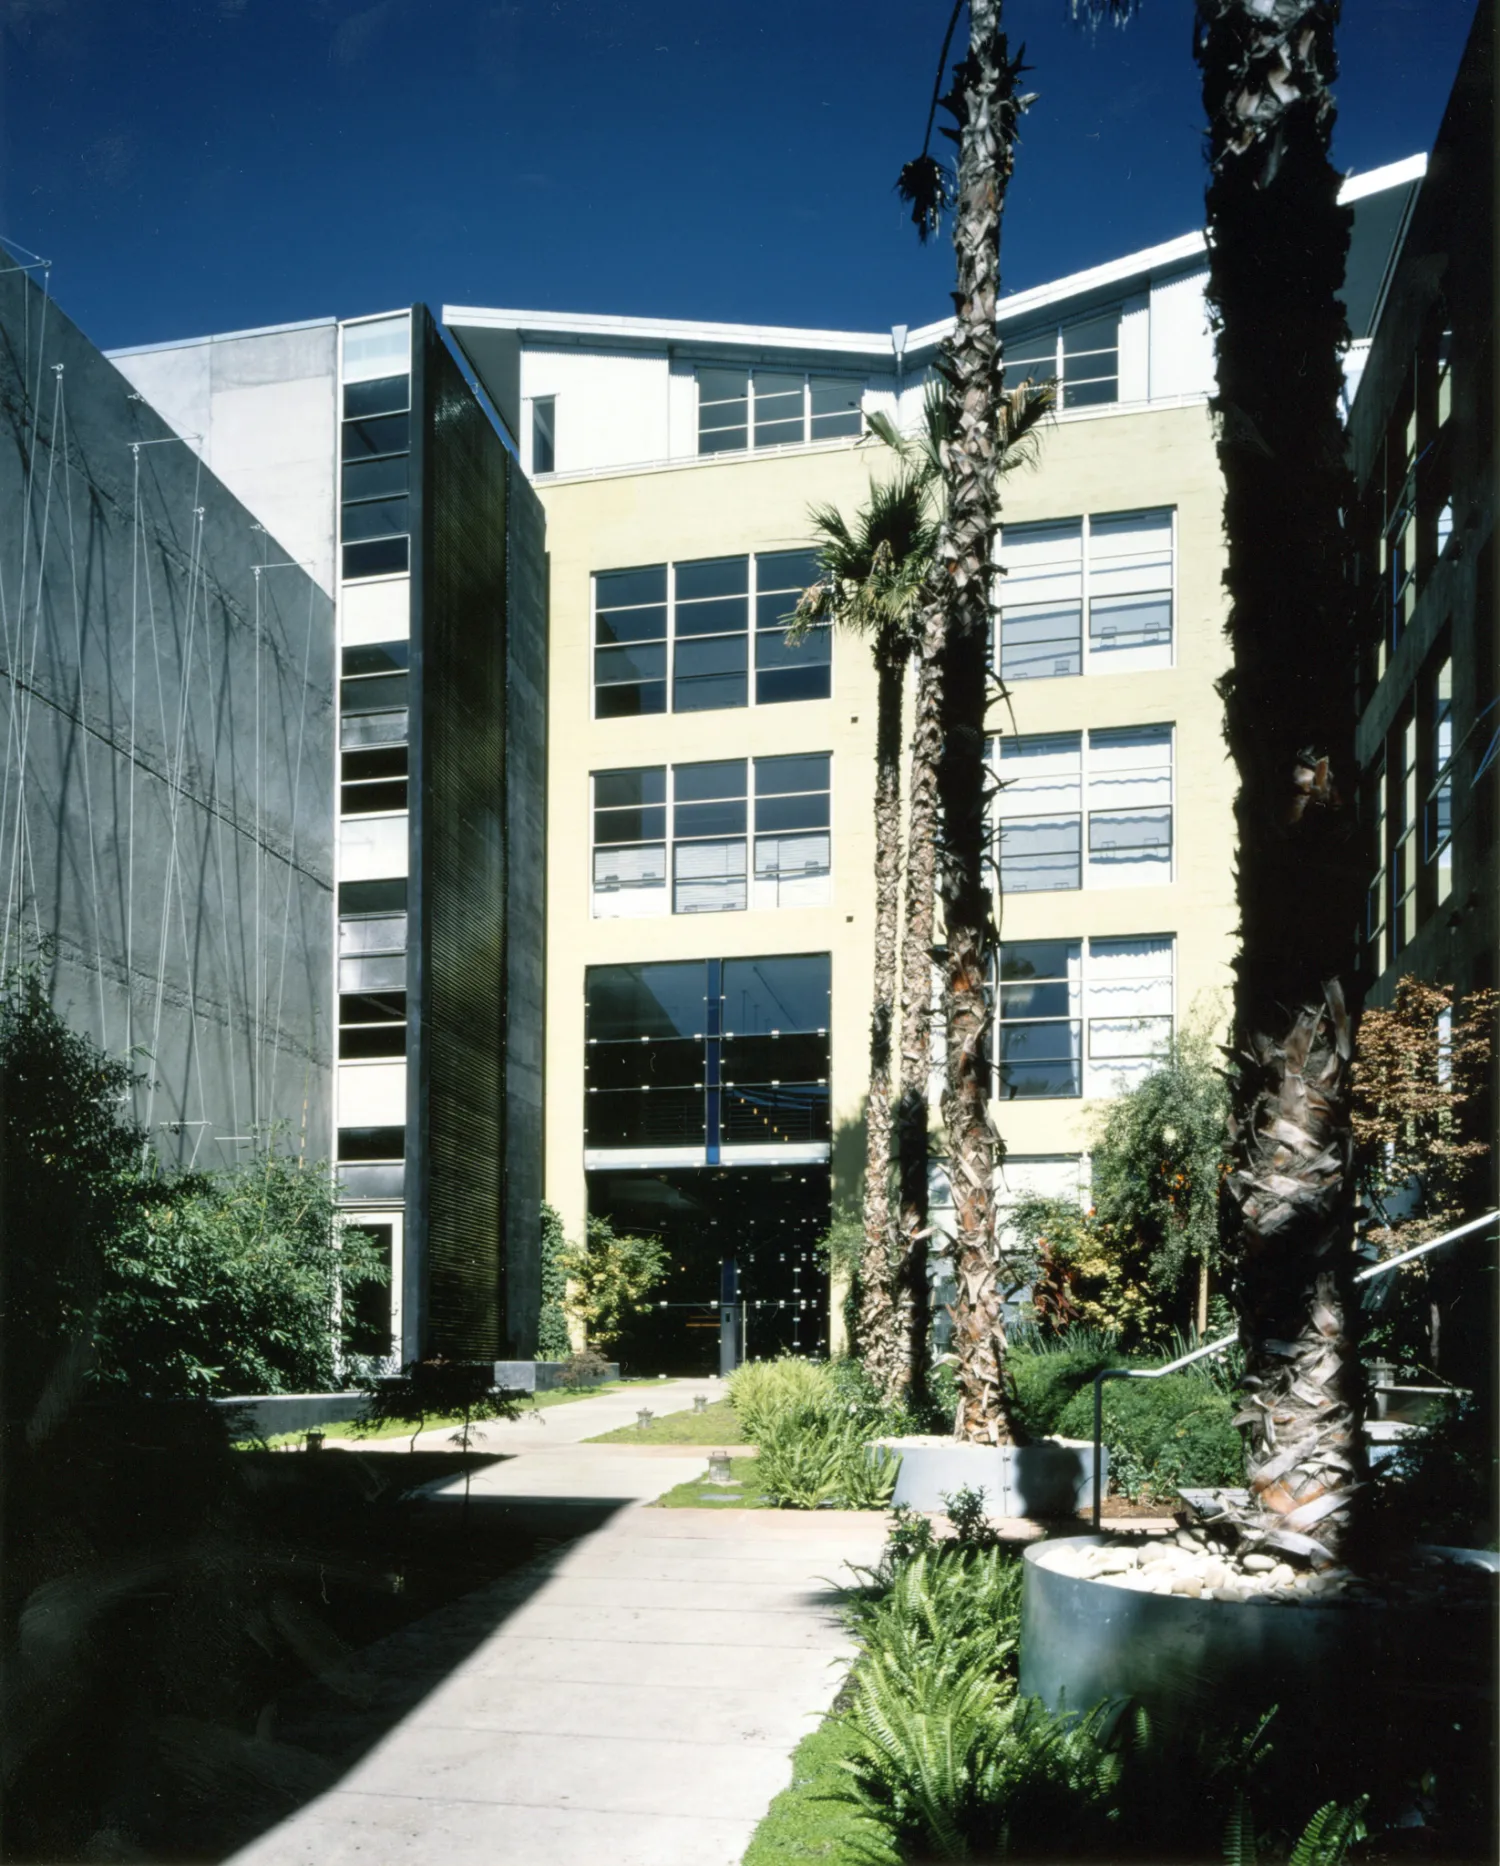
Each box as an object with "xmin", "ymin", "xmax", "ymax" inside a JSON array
[{"xmin": 0, "ymin": 0, "xmax": 1478, "ymax": 351}]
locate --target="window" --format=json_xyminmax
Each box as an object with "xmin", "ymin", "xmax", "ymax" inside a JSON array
[
  {"xmin": 584, "ymin": 955, "xmax": 831, "ymax": 1159},
  {"xmin": 1005, "ymin": 310, "xmax": 1120, "ymax": 410},
  {"xmin": 674, "ymin": 558, "xmax": 748, "ymax": 712},
  {"xmin": 997, "ymin": 935, "xmax": 1173, "ymax": 1100},
  {"xmin": 1390, "ymin": 713, "xmax": 1419, "ymax": 956},
  {"xmin": 1366, "ymin": 755, "xmax": 1389, "ymax": 975},
  {"xmin": 674, "ymin": 760, "xmax": 748, "ymax": 913},
  {"xmin": 594, "ymin": 565, "xmax": 668, "ymax": 718},
  {"xmin": 340, "ymin": 641, "xmax": 409, "ymax": 760},
  {"xmin": 341, "ymin": 373, "xmax": 411, "ymax": 581},
  {"xmin": 696, "ymin": 368, "xmax": 863, "ymax": 455},
  {"xmin": 531, "ymin": 396, "xmax": 556, "ymax": 475},
  {"xmin": 1424, "ymin": 658, "xmax": 1454, "ymax": 905},
  {"xmin": 592, "ymin": 755, "xmax": 831, "ymax": 918},
  {"xmin": 338, "ymin": 907, "xmax": 407, "ymax": 1060},
  {"xmin": 756, "ymin": 550, "xmax": 828, "ymax": 703},
  {"xmin": 997, "ymin": 509, "xmax": 1173, "ymax": 682},
  {"xmin": 754, "ymin": 754, "xmax": 831, "ymax": 907},
  {"xmin": 592, "ymin": 552, "xmax": 829, "ymax": 717},
  {"xmin": 994, "ymin": 726, "xmax": 1172, "ymax": 893}
]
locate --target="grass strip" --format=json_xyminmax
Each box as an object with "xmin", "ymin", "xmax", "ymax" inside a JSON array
[
  {"xmin": 742, "ymin": 1709, "xmax": 886, "ymax": 1864},
  {"xmin": 650, "ymin": 1454, "xmax": 773, "ymax": 1508},
  {"xmin": 587, "ymin": 1397, "xmax": 745, "ymax": 1445}
]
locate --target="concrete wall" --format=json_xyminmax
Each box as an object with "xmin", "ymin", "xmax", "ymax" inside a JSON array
[
  {"xmin": 109, "ymin": 321, "xmax": 339, "ymax": 595},
  {"xmin": 0, "ymin": 255, "xmax": 336, "ymax": 1171}
]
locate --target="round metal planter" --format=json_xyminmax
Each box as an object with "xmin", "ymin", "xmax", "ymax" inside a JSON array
[
  {"xmin": 1019, "ymin": 1535, "xmax": 1497, "ymax": 1751},
  {"xmin": 877, "ymin": 1438, "xmax": 1105, "ymax": 1517}
]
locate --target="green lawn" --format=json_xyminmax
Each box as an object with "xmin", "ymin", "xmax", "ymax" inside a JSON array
[
  {"xmin": 742, "ymin": 1710, "xmax": 884, "ymax": 1864},
  {"xmin": 650, "ymin": 1454, "xmax": 773, "ymax": 1508},
  {"xmin": 587, "ymin": 1397, "xmax": 745, "ymax": 1445}
]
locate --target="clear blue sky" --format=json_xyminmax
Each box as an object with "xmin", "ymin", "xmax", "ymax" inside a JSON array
[{"xmin": 0, "ymin": 0, "xmax": 1478, "ymax": 352}]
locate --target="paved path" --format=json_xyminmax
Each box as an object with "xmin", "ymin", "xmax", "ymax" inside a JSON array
[{"xmin": 230, "ymin": 1383, "xmax": 889, "ymax": 1866}]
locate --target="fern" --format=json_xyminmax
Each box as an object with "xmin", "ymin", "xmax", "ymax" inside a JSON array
[{"xmin": 1288, "ymin": 1797, "xmax": 1369, "ymax": 1866}]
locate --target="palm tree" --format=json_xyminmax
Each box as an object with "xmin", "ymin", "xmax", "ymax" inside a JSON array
[
  {"xmin": 1195, "ymin": 0, "xmax": 1364, "ymax": 1560},
  {"xmin": 896, "ymin": 0, "xmax": 1034, "ymax": 1443},
  {"xmin": 867, "ymin": 385, "xmax": 1050, "ymax": 1411},
  {"xmin": 797, "ymin": 475, "xmax": 936, "ymax": 1388}
]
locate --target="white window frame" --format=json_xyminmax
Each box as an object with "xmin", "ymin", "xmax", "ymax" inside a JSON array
[
  {"xmin": 994, "ymin": 933, "xmax": 1176, "ymax": 1101},
  {"xmin": 991, "ymin": 725, "xmax": 1174, "ymax": 892},
  {"xmin": 995, "ymin": 507, "xmax": 1177, "ymax": 683},
  {"xmin": 695, "ymin": 367, "xmax": 866, "ymax": 455},
  {"xmin": 590, "ymin": 551, "xmax": 833, "ymax": 720},
  {"xmin": 591, "ymin": 755, "xmax": 833, "ymax": 918}
]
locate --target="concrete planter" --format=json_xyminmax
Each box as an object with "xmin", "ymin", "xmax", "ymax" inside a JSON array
[
  {"xmin": 1019, "ymin": 1535, "xmax": 1497, "ymax": 1749},
  {"xmin": 212, "ymin": 1392, "xmax": 371, "ymax": 1438},
  {"xmin": 493, "ymin": 1359, "xmax": 620, "ymax": 1393},
  {"xmin": 876, "ymin": 1436, "xmax": 1105, "ymax": 1518}
]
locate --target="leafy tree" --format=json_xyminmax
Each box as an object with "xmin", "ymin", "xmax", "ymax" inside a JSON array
[
  {"xmin": 558, "ymin": 1215, "xmax": 667, "ymax": 1354},
  {"xmin": 1091, "ymin": 1022, "xmax": 1231, "ymax": 1335},
  {"xmin": 536, "ymin": 1200, "xmax": 572, "ymax": 1359},
  {"xmin": 93, "ymin": 1152, "xmax": 387, "ymax": 1398}
]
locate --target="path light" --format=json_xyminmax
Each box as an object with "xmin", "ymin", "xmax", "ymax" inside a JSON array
[
  {"xmin": 304, "ymin": 1431, "xmax": 325, "ymax": 1453},
  {"xmin": 637, "ymin": 1409, "xmax": 654, "ymax": 1429},
  {"xmin": 707, "ymin": 1450, "xmax": 734, "ymax": 1485},
  {"xmin": 693, "ymin": 1395, "xmax": 708, "ymax": 1414}
]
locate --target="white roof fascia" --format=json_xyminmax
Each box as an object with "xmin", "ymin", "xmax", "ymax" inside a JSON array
[
  {"xmin": 106, "ymin": 314, "xmax": 338, "ymax": 358},
  {"xmin": 443, "ymin": 304, "xmax": 895, "ymax": 359},
  {"xmin": 1339, "ymin": 152, "xmax": 1427, "ymax": 203}
]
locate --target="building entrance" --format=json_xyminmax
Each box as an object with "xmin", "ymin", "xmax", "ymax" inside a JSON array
[{"xmin": 586, "ymin": 1165, "xmax": 830, "ymax": 1374}]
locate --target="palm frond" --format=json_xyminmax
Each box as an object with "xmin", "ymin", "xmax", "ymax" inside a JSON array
[
  {"xmin": 1069, "ymin": 0, "xmax": 1140, "ymax": 26},
  {"xmin": 896, "ymin": 154, "xmax": 956, "ymax": 243}
]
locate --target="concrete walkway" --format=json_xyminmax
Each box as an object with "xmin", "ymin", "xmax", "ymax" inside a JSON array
[{"xmin": 230, "ymin": 1382, "xmax": 889, "ymax": 1866}]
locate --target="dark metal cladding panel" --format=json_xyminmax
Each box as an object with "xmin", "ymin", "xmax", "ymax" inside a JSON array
[
  {"xmin": 502, "ymin": 470, "xmax": 547, "ymax": 1355},
  {"xmin": 0, "ymin": 246, "xmax": 335, "ymax": 1173},
  {"xmin": 411, "ymin": 310, "xmax": 510, "ymax": 1359}
]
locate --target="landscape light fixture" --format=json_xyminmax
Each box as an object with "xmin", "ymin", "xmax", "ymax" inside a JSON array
[{"xmin": 707, "ymin": 1450, "xmax": 734, "ymax": 1485}]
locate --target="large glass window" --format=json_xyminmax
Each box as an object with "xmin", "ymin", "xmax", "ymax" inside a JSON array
[
  {"xmin": 997, "ymin": 509, "xmax": 1173, "ymax": 682},
  {"xmin": 594, "ymin": 565, "xmax": 668, "ymax": 718},
  {"xmin": 592, "ymin": 552, "xmax": 830, "ymax": 716},
  {"xmin": 674, "ymin": 558, "xmax": 748, "ymax": 712},
  {"xmin": 994, "ymin": 727, "xmax": 1172, "ymax": 893},
  {"xmin": 584, "ymin": 955, "xmax": 830, "ymax": 1158},
  {"xmin": 697, "ymin": 368, "xmax": 863, "ymax": 455},
  {"xmin": 338, "ymin": 907, "xmax": 407, "ymax": 1060},
  {"xmin": 591, "ymin": 755, "xmax": 831, "ymax": 918},
  {"xmin": 674, "ymin": 760, "xmax": 748, "ymax": 913},
  {"xmin": 341, "ymin": 372, "xmax": 411, "ymax": 582},
  {"xmin": 997, "ymin": 935, "xmax": 1173, "ymax": 1100},
  {"xmin": 1005, "ymin": 309, "xmax": 1120, "ymax": 410}
]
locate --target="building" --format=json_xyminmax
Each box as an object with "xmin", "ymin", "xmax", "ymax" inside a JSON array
[
  {"xmin": 1348, "ymin": 9, "xmax": 1495, "ymax": 1379},
  {"xmin": 109, "ymin": 307, "xmax": 548, "ymax": 1364},
  {"xmin": 442, "ymin": 160, "xmax": 1419, "ymax": 1371},
  {"xmin": 0, "ymin": 246, "xmax": 335, "ymax": 1174},
  {"xmin": 1351, "ymin": 7, "xmax": 1494, "ymax": 1024}
]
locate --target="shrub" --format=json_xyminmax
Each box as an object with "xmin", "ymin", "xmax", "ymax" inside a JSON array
[
  {"xmin": 727, "ymin": 1354, "xmax": 833, "ymax": 1440},
  {"xmin": 1056, "ymin": 1372, "xmax": 1244, "ymax": 1501},
  {"xmin": 536, "ymin": 1202, "xmax": 572, "ymax": 1359},
  {"xmin": 557, "ymin": 1215, "xmax": 666, "ymax": 1353},
  {"xmin": 94, "ymin": 1154, "xmax": 386, "ymax": 1398},
  {"xmin": 358, "ymin": 1357, "xmax": 522, "ymax": 1452},
  {"xmin": 1006, "ymin": 1334, "xmax": 1124, "ymax": 1439}
]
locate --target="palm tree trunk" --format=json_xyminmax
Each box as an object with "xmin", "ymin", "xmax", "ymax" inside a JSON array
[
  {"xmin": 1197, "ymin": 0, "xmax": 1365, "ymax": 1560},
  {"xmin": 937, "ymin": 0, "xmax": 1025, "ymax": 1447},
  {"xmin": 856, "ymin": 645, "xmax": 906, "ymax": 1383},
  {"xmin": 889, "ymin": 596, "xmax": 944, "ymax": 1405}
]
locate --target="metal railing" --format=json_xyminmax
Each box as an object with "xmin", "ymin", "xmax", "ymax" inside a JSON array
[{"xmin": 1089, "ymin": 1207, "xmax": 1500, "ymax": 1532}]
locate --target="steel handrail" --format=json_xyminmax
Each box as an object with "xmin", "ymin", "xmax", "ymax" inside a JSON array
[{"xmin": 1088, "ymin": 1207, "xmax": 1499, "ymax": 1531}]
